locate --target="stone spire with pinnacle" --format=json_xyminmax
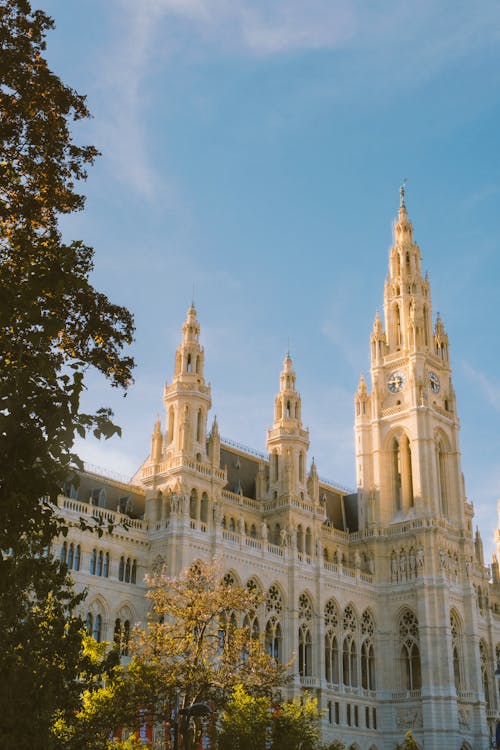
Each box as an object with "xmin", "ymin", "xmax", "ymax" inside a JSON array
[{"xmin": 266, "ymin": 353, "xmax": 310, "ymax": 499}]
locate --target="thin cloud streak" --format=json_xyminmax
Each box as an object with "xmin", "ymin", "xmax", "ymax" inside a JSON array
[{"xmin": 462, "ymin": 362, "xmax": 500, "ymax": 412}]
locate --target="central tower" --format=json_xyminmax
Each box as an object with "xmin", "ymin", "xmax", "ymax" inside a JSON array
[{"xmin": 355, "ymin": 189, "xmax": 465, "ymax": 530}]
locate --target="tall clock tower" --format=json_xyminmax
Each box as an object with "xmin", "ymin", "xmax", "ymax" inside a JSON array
[{"xmin": 355, "ymin": 189, "xmax": 465, "ymax": 530}]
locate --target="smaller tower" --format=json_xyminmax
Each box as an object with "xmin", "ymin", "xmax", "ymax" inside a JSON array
[
  {"xmin": 266, "ymin": 354, "xmax": 309, "ymax": 500},
  {"xmin": 163, "ymin": 305, "xmax": 212, "ymax": 461}
]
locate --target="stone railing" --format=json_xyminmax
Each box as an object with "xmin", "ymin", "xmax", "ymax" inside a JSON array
[
  {"xmin": 142, "ymin": 455, "xmax": 226, "ymax": 482},
  {"xmin": 58, "ymin": 496, "xmax": 147, "ymax": 531}
]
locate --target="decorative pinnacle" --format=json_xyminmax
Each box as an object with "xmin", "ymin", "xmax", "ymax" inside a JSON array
[{"xmin": 399, "ymin": 178, "xmax": 407, "ymax": 209}]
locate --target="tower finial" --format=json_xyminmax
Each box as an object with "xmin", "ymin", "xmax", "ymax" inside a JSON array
[{"xmin": 399, "ymin": 178, "xmax": 407, "ymax": 209}]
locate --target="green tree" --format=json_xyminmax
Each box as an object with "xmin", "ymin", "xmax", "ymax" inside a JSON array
[
  {"xmin": 218, "ymin": 684, "xmax": 271, "ymax": 750},
  {"xmin": 56, "ymin": 561, "xmax": 290, "ymax": 749},
  {"xmin": 133, "ymin": 560, "xmax": 289, "ymax": 713},
  {"xmin": 0, "ymin": 2, "xmax": 134, "ymax": 747},
  {"xmin": 271, "ymin": 695, "xmax": 323, "ymax": 750},
  {"xmin": 0, "ymin": 0, "xmax": 134, "ymax": 553},
  {"xmin": 395, "ymin": 730, "xmax": 420, "ymax": 750}
]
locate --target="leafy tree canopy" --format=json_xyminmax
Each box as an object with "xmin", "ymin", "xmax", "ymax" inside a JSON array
[{"xmin": 0, "ymin": 0, "xmax": 135, "ymax": 552}]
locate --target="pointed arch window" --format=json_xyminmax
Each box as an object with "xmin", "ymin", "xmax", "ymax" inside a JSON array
[
  {"xmin": 103, "ymin": 552, "xmax": 110, "ymax": 578},
  {"xmin": 299, "ymin": 625, "xmax": 312, "ymax": 676},
  {"xmin": 197, "ymin": 409, "xmax": 203, "ymax": 442},
  {"xmin": 361, "ymin": 609, "xmax": 376, "ymax": 690},
  {"xmin": 324, "ymin": 601, "xmax": 339, "ymax": 683},
  {"xmin": 437, "ymin": 440, "xmax": 449, "ymax": 518},
  {"xmin": 299, "ymin": 452, "xmax": 304, "ymax": 483},
  {"xmin": 168, "ymin": 407, "xmax": 174, "ymax": 443},
  {"xmin": 97, "ymin": 550, "xmax": 103, "ymax": 577},
  {"xmin": 125, "ymin": 557, "xmax": 131, "ymax": 583},
  {"xmin": 93, "ymin": 613, "xmax": 102, "ymax": 642},
  {"xmin": 90, "ymin": 548, "xmax": 96, "ymax": 575},
  {"xmin": 74, "ymin": 544, "xmax": 81, "ymax": 571},
  {"xmin": 131, "ymin": 559, "xmax": 137, "ymax": 584},
  {"xmin": 67, "ymin": 543, "xmax": 74, "ymax": 569},
  {"xmin": 60, "ymin": 541, "xmax": 67, "ymax": 563},
  {"xmin": 450, "ymin": 611, "xmax": 463, "ymax": 691},
  {"xmin": 399, "ymin": 609, "xmax": 421, "ymax": 690},
  {"xmin": 119, "ymin": 556, "xmax": 125, "ymax": 581}
]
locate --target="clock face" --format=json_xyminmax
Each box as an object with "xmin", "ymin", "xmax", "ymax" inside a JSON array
[
  {"xmin": 429, "ymin": 371, "xmax": 440, "ymax": 393},
  {"xmin": 387, "ymin": 371, "xmax": 405, "ymax": 393}
]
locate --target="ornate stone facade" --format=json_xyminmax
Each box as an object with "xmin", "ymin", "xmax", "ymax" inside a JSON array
[{"xmin": 58, "ymin": 196, "xmax": 500, "ymax": 750}]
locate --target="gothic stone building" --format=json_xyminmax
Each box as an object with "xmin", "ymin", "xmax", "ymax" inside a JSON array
[{"xmin": 58, "ymin": 198, "xmax": 500, "ymax": 750}]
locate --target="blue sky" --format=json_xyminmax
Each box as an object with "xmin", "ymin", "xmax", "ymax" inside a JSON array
[{"xmin": 40, "ymin": 0, "xmax": 500, "ymax": 557}]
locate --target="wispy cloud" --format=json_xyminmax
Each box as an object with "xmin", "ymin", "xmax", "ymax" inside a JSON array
[
  {"xmin": 87, "ymin": 0, "xmax": 500, "ymax": 198},
  {"xmin": 462, "ymin": 361, "xmax": 500, "ymax": 411}
]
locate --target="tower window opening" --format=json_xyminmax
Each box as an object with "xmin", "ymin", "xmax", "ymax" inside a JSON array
[
  {"xmin": 187, "ymin": 353, "xmax": 192, "ymax": 373},
  {"xmin": 286, "ymin": 400, "xmax": 291, "ymax": 418}
]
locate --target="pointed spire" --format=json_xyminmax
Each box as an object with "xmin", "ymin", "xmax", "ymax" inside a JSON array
[{"xmin": 399, "ymin": 179, "xmax": 407, "ymax": 209}]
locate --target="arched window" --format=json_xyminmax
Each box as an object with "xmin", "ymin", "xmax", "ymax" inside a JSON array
[
  {"xmin": 392, "ymin": 438, "xmax": 402, "ymax": 511},
  {"xmin": 343, "ymin": 636, "xmax": 358, "ymax": 687},
  {"xmin": 305, "ymin": 527, "xmax": 312, "ymax": 556},
  {"xmin": 286, "ymin": 400, "xmax": 291, "ymax": 418},
  {"xmin": 60, "ymin": 541, "xmax": 67, "ymax": 563},
  {"xmin": 86, "ymin": 612, "xmax": 93, "ymax": 635},
  {"xmin": 200, "ymin": 493, "xmax": 209, "ymax": 524},
  {"xmin": 271, "ymin": 451, "xmax": 278, "ymax": 482},
  {"xmin": 118, "ymin": 556, "xmax": 125, "ymax": 582},
  {"xmin": 73, "ymin": 544, "xmax": 81, "ymax": 571},
  {"xmin": 67, "ymin": 543, "xmax": 74, "ymax": 569},
  {"xmin": 125, "ymin": 558, "xmax": 131, "ymax": 583},
  {"xmin": 265, "ymin": 617, "xmax": 282, "ymax": 663},
  {"xmin": 299, "ymin": 593, "xmax": 313, "ymax": 677},
  {"xmin": 450, "ymin": 610, "xmax": 463, "ymax": 691},
  {"xmin": 437, "ymin": 439, "xmax": 448, "ymax": 518},
  {"xmin": 103, "ymin": 552, "xmax": 109, "ymax": 578},
  {"xmin": 197, "ymin": 409, "xmax": 203, "ymax": 442},
  {"xmin": 97, "ymin": 550, "xmax": 103, "ymax": 576},
  {"xmin": 299, "ymin": 452, "xmax": 304, "ymax": 483},
  {"xmin": 168, "ymin": 407, "xmax": 174, "ymax": 443},
  {"xmin": 265, "ymin": 584, "xmax": 283, "ymax": 664},
  {"xmin": 299, "ymin": 625, "xmax": 312, "ymax": 676},
  {"xmin": 90, "ymin": 548, "xmax": 96, "ymax": 575},
  {"xmin": 399, "ymin": 609, "xmax": 421, "ymax": 690},
  {"xmin": 131, "ymin": 559, "xmax": 137, "ymax": 584},
  {"xmin": 325, "ymin": 599, "xmax": 340, "ymax": 685},
  {"xmin": 342, "ymin": 605, "xmax": 358, "ymax": 687},
  {"xmin": 243, "ymin": 612, "xmax": 260, "ymax": 640},
  {"xmin": 297, "ymin": 525, "xmax": 304, "ymax": 553},
  {"xmin": 93, "ymin": 613, "xmax": 102, "ymax": 642},
  {"xmin": 189, "ymin": 489, "xmax": 198, "ymax": 520},
  {"xmin": 361, "ymin": 610, "xmax": 376, "ymax": 690},
  {"xmin": 186, "ymin": 353, "xmax": 192, "ymax": 373},
  {"xmin": 229, "ymin": 517, "xmax": 235, "ymax": 532}
]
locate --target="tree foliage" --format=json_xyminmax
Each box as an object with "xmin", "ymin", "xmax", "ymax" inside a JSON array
[
  {"xmin": 0, "ymin": 534, "xmax": 119, "ymax": 750},
  {"xmin": 0, "ymin": 0, "xmax": 135, "ymax": 552},
  {"xmin": 134, "ymin": 559, "xmax": 290, "ymax": 711},
  {"xmin": 55, "ymin": 561, "xmax": 290, "ymax": 749},
  {"xmin": 0, "ymin": 1, "xmax": 134, "ymax": 746},
  {"xmin": 395, "ymin": 730, "xmax": 420, "ymax": 750},
  {"xmin": 271, "ymin": 695, "xmax": 322, "ymax": 750}
]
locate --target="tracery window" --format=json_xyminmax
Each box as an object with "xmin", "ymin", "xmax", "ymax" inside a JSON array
[
  {"xmin": 265, "ymin": 585, "xmax": 283, "ymax": 664},
  {"xmin": 399, "ymin": 609, "xmax": 421, "ymax": 690},
  {"xmin": 299, "ymin": 593, "xmax": 313, "ymax": 677},
  {"xmin": 361, "ymin": 609, "xmax": 375, "ymax": 690},
  {"xmin": 325, "ymin": 599, "xmax": 340, "ymax": 685},
  {"xmin": 341, "ymin": 605, "xmax": 359, "ymax": 688}
]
